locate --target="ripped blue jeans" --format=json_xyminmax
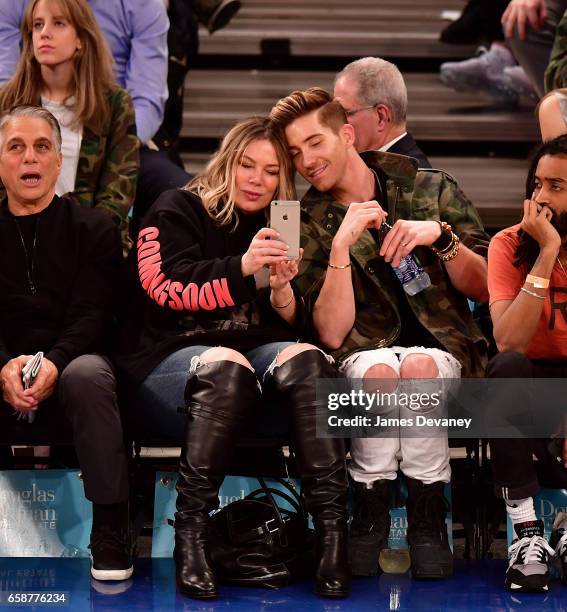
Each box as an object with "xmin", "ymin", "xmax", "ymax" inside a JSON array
[{"xmin": 135, "ymin": 342, "xmax": 296, "ymax": 440}]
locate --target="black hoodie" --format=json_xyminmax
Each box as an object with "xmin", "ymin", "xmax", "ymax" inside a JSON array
[{"xmin": 115, "ymin": 189, "xmax": 302, "ymax": 385}]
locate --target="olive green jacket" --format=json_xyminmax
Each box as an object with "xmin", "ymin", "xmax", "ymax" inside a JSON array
[
  {"xmin": 71, "ymin": 87, "xmax": 139, "ymax": 231},
  {"xmin": 545, "ymin": 8, "xmax": 567, "ymax": 92},
  {"xmin": 295, "ymin": 150, "xmax": 490, "ymax": 377}
]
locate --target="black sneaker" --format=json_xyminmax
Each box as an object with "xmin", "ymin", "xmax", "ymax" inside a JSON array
[
  {"xmin": 550, "ymin": 512, "xmax": 567, "ymax": 585},
  {"xmin": 506, "ymin": 520, "xmax": 554, "ymax": 592},
  {"xmin": 90, "ymin": 524, "xmax": 133, "ymax": 581},
  {"xmin": 406, "ymin": 478, "xmax": 453, "ymax": 580},
  {"xmin": 348, "ymin": 479, "xmax": 391, "ymax": 576}
]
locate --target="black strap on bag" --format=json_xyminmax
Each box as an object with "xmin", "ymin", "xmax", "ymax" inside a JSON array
[{"xmin": 207, "ymin": 477, "xmax": 314, "ymax": 588}]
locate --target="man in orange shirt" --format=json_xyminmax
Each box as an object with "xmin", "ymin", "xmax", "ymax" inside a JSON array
[{"xmin": 488, "ymin": 135, "xmax": 567, "ymax": 593}]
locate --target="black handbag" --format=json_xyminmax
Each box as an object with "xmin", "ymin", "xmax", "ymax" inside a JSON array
[{"xmin": 207, "ymin": 477, "xmax": 314, "ymax": 588}]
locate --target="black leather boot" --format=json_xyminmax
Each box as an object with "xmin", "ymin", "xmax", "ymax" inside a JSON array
[
  {"xmin": 174, "ymin": 360, "xmax": 260, "ymax": 599},
  {"xmin": 405, "ymin": 477, "xmax": 453, "ymax": 579},
  {"xmin": 348, "ymin": 479, "xmax": 391, "ymax": 576},
  {"xmin": 272, "ymin": 350, "xmax": 350, "ymax": 598}
]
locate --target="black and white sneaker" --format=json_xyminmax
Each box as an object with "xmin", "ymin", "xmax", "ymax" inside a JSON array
[
  {"xmin": 90, "ymin": 524, "xmax": 133, "ymax": 581},
  {"xmin": 506, "ymin": 520, "xmax": 554, "ymax": 592},
  {"xmin": 550, "ymin": 512, "xmax": 567, "ymax": 585}
]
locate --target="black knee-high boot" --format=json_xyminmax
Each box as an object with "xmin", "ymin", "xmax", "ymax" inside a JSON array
[
  {"xmin": 272, "ymin": 350, "xmax": 350, "ymax": 598},
  {"xmin": 174, "ymin": 360, "xmax": 260, "ymax": 599}
]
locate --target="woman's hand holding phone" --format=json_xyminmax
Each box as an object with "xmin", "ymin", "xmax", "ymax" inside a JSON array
[{"xmin": 241, "ymin": 228, "xmax": 289, "ymax": 277}]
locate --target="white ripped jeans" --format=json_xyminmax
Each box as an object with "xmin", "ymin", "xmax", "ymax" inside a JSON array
[{"xmin": 340, "ymin": 346, "xmax": 461, "ymax": 485}]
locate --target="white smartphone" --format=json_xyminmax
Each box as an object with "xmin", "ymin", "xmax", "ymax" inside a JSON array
[{"xmin": 270, "ymin": 200, "xmax": 301, "ymax": 260}]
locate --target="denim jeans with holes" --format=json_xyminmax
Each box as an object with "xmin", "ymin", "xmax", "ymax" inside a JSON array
[{"xmin": 135, "ymin": 342, "xmax": 297, "ymax": 440}]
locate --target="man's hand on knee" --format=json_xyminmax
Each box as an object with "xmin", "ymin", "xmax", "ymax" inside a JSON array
[
  {"xmin": 26, "ymin": 358, "xmax": 58, "ymax": 405},
  {"xmin": 1, "ymin": 355, "xmax": 36, "ymax": 411}
]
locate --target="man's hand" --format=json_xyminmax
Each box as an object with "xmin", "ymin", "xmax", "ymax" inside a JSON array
[
  {"xmin": 333, "ymin": 201, "xmax": 387, "ymax": 250},
  {"xmin": 1, "ymin": 355, "xmax": 36, "ymax": 411},
  {"xmin": 502, "ymin": 0, "xmax": 548, "ymax": 40},
  {"xmin": 26, "ymin": 358, "xmax": 58, "ymax": 404},
  {"xmin": 520, "ymin": 199, "xmax": 561, "ymax": 254},
  {"xmin": 241, "ymin": 228, "xmax": 289, "ymax": 277},
  {"xmin": 380, "ymin": 220, "xmax": 442, "ymax": 268}
]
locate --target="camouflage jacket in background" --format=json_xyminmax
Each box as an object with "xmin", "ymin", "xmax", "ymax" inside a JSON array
[
  {"xmin": 0, "ymin": 86, "xmax": 139, "ymax": 239},
  {"xmin": 295, "ymin": 150, "xmax": 490, "ymax": 378},
  {"xmin": 545, "ymin": 8, "xmax": 567, "ymax": 92}
]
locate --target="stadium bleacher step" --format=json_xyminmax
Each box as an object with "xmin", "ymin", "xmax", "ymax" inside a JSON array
[
  {"xmin": 182, "ymin": 69, "xmax": 539, "ymax": 144},
  {"xmin": 198, "ymin": 0, "xmax": 476, "ymax": 59}
]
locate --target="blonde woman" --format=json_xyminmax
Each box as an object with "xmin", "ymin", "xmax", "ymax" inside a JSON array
[
  {"xmin": 116, "ymin": 116, "xmax": 350, "ymax": 600},
  {"xmin": 0, "ymin": 0, "xmax": 138, "ymax": 230}
]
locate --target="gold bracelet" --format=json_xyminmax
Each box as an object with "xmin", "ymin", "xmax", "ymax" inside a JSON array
[
  {"xmin": 437, "ymin": 236, "xmax": 460, "ymax": 261},
  {"xmin": 526, "ymin": 274, "xmax": 550, "ymax": 289},
  {"xmin": 520, "ymin": 287, "xmax": 545, "ymax": 300},
  {"xmin": 270, "ymin": 291, "xmax": 294, "ymax": 309},
  {"xmin": 328, "ymin": 262, "xmax": 351, "ymax": 269}
]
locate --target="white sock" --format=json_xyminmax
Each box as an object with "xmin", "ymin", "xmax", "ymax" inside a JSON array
[{"xmin": 505, "ymin": 497, "xmax": 537, "ymax": 526}]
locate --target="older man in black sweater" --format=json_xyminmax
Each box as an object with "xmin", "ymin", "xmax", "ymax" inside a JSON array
[{"xmin": 0, "ymin": 106, "xmax": 131, "ymax": 581}]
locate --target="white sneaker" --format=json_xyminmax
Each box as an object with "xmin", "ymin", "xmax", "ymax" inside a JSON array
[
  {"xmin": 550, "ymin": 512, "xmax": 567, "ymax": 585},
  {"xmin": 500, "ymin": 66, "xmax": 539, "ymax": 107},
  {"xmin": 440, "ymin": 43, "xmax": 518, "ymax": 104},
  {"xmin": 506, "ymin": 520, "xmax": 554, "ymax": 593}
]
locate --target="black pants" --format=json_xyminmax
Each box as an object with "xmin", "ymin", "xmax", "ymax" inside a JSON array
[
  {"xmin": 488, "ymin": 351, "xmax": 567, "ymax": 499},
  {"xmin": 1, "ymin": 355, "xmax": 129, "ymax": 505}
]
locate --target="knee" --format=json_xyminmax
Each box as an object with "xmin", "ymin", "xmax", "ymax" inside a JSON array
[
  {"xmin": 276, "ymin": 343, "xmax": 319, "ymax": 365},
  {"xmin": 363, "ymin": 364, "xmax": 398, "ymax": 379},
  {"xmin": 486, "ymin": 351, "xmax": 531, "ymax": 378},
  {"xmin": 199, "ymin": 347, "xmax": 253, "ymax": 371},
  {"xmin": 363, "ymin": 363, "xmax": 399, "ymax": 394},
  {"xmin": 399, "ymin": 354, "xmax": 439, "ymax": 379},
  {"xmin": 271, "ymin": 345, "xmax": 336, "ymax": 385},
  {"xmin": 60, "ymin": 355, "xmax": 115, "ymax": 395}
]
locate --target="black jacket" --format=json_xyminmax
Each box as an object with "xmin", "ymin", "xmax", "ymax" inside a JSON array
[
  {"xmin": 115, "ymin": 189, "xmax": 301, "ymax": 384},
  {"xmin": 0, "ymin": 196, "xmax": 121, "ymax": 373},
  {"xmin": 388, "ymin": 132, "xmax": 431, "ymax": 169}
]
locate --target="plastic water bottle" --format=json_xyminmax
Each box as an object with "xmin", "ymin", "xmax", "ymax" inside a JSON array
[{"xmin": 379, "ymin": 223, "xmax": 431, "ymax": 296}]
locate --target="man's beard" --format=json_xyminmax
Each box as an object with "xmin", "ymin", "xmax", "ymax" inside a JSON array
[{"xmin": 548, "ymin": 208, "xmax": 567, "ymax": 237}]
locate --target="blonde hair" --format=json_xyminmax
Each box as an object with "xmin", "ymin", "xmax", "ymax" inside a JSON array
[
  {"xmin": 186, "ymin": 116, "xmax": 295, "ymax": 227},
  {"xmin": 0, "ymin": 0, "xmax": 116, "ymax": 134},
  {"xmin": 270, "ymin": 87, "xmax": 347, "ymax": 134}
]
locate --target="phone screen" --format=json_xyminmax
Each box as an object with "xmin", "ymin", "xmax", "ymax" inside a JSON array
[{"xmin": 270, "ymin": 200, "xmax": 300, "ymax": 259}]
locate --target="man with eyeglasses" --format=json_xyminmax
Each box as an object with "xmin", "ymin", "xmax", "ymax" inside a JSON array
[{"xmin": 334, "ymin": 57, "xmax": 431, "ymax": 169}]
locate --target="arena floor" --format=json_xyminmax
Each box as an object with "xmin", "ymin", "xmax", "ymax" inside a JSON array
[{"xmin": 1, "ymin": 558, "xmax": 566, "ymax": 610}]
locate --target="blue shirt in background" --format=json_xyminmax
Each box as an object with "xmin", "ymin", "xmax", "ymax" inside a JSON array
[{"xmin": 0, "ymin": 0, "xmax": 169, "ymax": 144}]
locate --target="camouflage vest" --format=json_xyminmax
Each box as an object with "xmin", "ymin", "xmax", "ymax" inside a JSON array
[{"xmin": 296, "ymin": 150, "xmax": 490, "ymax": 377}]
